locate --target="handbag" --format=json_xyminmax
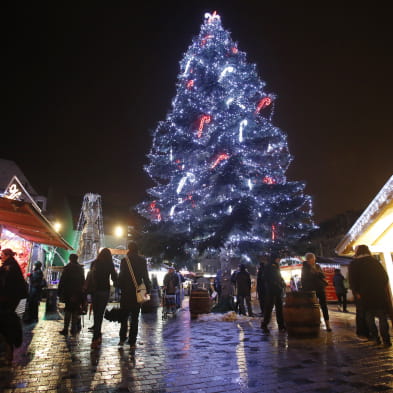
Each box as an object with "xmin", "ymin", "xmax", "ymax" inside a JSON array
[{"xmin": 125, "ymin": 256, "xmax": 150, "ymax": 304}]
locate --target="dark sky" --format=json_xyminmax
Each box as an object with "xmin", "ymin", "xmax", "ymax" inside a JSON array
[{"xmin": 3, "ymin": 2, "xmax": 392, "ymax": 224}]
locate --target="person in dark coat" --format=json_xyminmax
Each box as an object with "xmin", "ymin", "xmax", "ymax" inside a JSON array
[
  {"xmin": 301, "ymin": 252, "xmax": 331, "ymax": 331},
  {"xmin": 58, "ymin": 254, "xmax": 85, "ymax": 336},
  {"xmin": 163, "ymin": 266, "xmax": 179, "ymax": 295},
  {"xmin": 256, "ymin": 260, "xmax": 266, "ymax": 315},
  {"xmin": 88, "ymin": 248, "xmax": 118, "ymax": 348},
  {"xmin": 261, "ymin": 254, "xmax": 286, "ymax": 333},
  {"xmin": 235, "ymin": 264, "xmax": 253, "ymax": 316},
  {"xmin": 0, "ymin": 248, "xmax": 27, "ymax": 363},
  {"xmin": 213, "ymin": 270, "xmax": 222, "ymax": 301},
  {"xmin": 348, "ymin": 245, "xmax": 391, "ymax": 346},
  {"xmin": 0, "ymin": 248, "xmax": 28, "ymax": 312},
  {"xmin": 26, "ymin": 261, "xmax": 46, "ymax": 323},
  {"xmin": 118, "ymin": 242, "xmax": 151, "ymax": 348},
  {"xmin": 333, "ymin": 268, "xmax": 347, "ymax": 312}
]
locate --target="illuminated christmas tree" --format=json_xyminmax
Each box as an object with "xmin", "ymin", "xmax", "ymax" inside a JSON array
[{"xmin": 137, "ymin": 12, "xmax": 314, "ymax": 264}]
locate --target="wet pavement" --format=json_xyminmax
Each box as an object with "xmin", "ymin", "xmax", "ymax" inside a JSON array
[{"xmin": 0, "ymin": 300, "xmax": 392, "ymax": 393}]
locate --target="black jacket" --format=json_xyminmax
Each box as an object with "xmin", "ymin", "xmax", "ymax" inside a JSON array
[
  {"xmin": 235, "ymin": 270, "xmax": 251, "ymax": 296},
  {"xmin": 348, "ymin": 255, "xmax": 390, "ymax": 311},
  {"xmin": 264, "ymin": 262, "xmax": 285, "ymax": 294},
  {"xmin": 333, "ymin": 272, "xmax": 347, "ymax": 295},
  {"xmin": 58, "ymin": 262, "xmax": 85, "ymax": 305},
  {"xmin": 0, "ymin": 257, "xmax": 28, "ymax": 308},
  {"xmin": 90, "ymin": 258, "xmax": 118, "ymax": 292},
  {"xmin": 119, "ymin": 252, "xmax": 151, "ymax": 306}
]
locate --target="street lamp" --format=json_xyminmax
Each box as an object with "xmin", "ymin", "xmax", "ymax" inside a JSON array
[
  {"xmin": 114, "ymin": 225, "xmax": 124, "ymax": 238},
  {"xmin": 53, "ymin": 222, "xmax": 62, "ymax": 232}
]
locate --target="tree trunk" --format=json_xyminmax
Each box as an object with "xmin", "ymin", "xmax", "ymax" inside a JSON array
[{"xmin": 211, "ymin": 248, "xmax": 235, "ymax": 313}]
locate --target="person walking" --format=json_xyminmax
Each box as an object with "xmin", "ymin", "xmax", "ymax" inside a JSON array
[
  {"xmin": 333, "ymin": 268, "xmax": 348, "ymax": 312},
  {"xmin": 26, "ymin": 261, "xmax": 46, "ymax": 323},
  {"xmin": 0, "ymin": 248, "xmax": 28, "ymax": 363},
  {"xmin": 58, "ymin": 254, "xmax": 85, "ymax": 336},
  {"xmin": 301, "ymin": 252, "xmax": 331, "ymax": 331},
  {"xmin": 348, "ymin": 244, "xmax": 391, "ymax": 347},
  {"xmin": 88, "ymin": 248, "xmax": 118, "ymax": 349},
  {"xmin": 261, "ymin": 254, "xmax": 286, "ymax": 333},
  {"xmin": 256, "ymin": 260, "xmax": 266, "ymax": 315},
  {"xmin": 118, "ymin": 242, "xmax": 151, "ymax": 348},
  {"xmin": 235, "ymin": 264, "xmax": 253, "ymax": 316}
]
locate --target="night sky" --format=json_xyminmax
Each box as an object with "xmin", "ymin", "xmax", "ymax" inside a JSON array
[{"xmin": 3, "ymin": 2, "xmax": 392, "ymax": 224}]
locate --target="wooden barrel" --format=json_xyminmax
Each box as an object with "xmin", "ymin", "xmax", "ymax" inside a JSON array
[
  {"xmin": 283, "ymin": 291, "xmax": 321, "ymax": 338},
  {"xmin": 189, "ymin": 289, "xmax": 211, "ymax": 319},
  {"xmin": 141, "ymin": 288, "xmax": 161, "ymax": 313}
]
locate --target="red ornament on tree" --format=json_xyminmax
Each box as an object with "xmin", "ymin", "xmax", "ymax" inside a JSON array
[
  {"xmin": 231, "ymin": 47, "xmax": 238, "ymax": 54},
  {"xmin": 186, "ymin": 80, "xmax": 194, "ymax": 89},
  {"xmin": 255, "ymin": 97, "xmax": 272, "ymax": 114},
  {"xmin": 211, "ymin": 153, "xmax": 230, "ymax": 168},
  {"xmin": 201, "ymin": 34, "xmax": 213, "ymax": 46},
  {"xmin": 197, "ymin": 114, "xmax": 212, "ymax": 138},
  {"xmin": 149, "ymin": 201, "xmax": 162, "ymax": 221},
  {"xmin": 263, "ymin": 176, "xmax": 276, "ymax": 185},
  {"xmin": 271, "ymin": 224, "xmax": 277, "ymax": 241}
]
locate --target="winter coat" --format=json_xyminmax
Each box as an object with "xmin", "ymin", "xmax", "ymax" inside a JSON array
[
  {"xmin": 163, "ymin": 272, "xmax": 179, "ymax": 295},
  {"xmin": 0, "ymin": 257, "xmax": 28, "ymax": 310},
  {"xmin": 58, "ymin": 262, "xmax": 85, "ymax": 310},
  {"xmin": 263, "ymin": 262, "xmax": 285, "ymax": 295},
  {"xmin": 29, "ymin": 268, "xmax": 45, "ymax": 299},
  {"xmin": 333, "ymin": 272, "xmax": 347, "ymax": 295},
  {"xmin": 89, "ymin": 258, "xmax": 118, "ymax": 292},
  {"xmin": 348, "ymin": 255, "xmax": 390, "ymax": 311},
  {"xmin": 119, "ymin": 252, "xmax": 151, "ymax": 306},
  {"xmin": 301, "ymin": 262, "xmax": 327, "ymax": 293},
  {"xmin": 256, "ymin": 265, "xmax": 265, "ymax": 296},
  {"xmin": 235, "ymin": 270, "xmax": 251, "ymax": 296}
]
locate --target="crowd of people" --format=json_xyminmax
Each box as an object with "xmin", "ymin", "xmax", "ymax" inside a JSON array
[
  {"xmin": 0, "ymin": 243, "xmax": 392, "ymax": 364},
  {"xmin": 220, "ymin": 247, "xmax": 392, "ymax": 346}
]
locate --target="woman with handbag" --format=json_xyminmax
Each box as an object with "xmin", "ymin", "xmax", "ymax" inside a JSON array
[
  {"xmin": 301, "ymin": 252, "xmax": 331, "ymax": 331},
  {"xmin": 118, "ymin": 241, "xmax": 151, "ymax": 348}
]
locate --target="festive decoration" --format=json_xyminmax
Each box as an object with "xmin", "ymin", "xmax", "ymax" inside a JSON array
[
  {"xmin": 149, "ymin": 201, "xmax": 162, "ymax": 221},
  {"xmin": 201, "ymin": 34, "xmax": 213, "ymax": 46},
  {"xmin": 263, "ymin": 176, "xmax": 276, "ymax": 185},
  {"xmin": 211, "ymin": 153, "xmax": 230, "ymax": 169},
  {"xmin": 197, "ymin": 114, "xmax": 212, "ymax": 138},
  {"xmin": 238, "ymin": 119, "xmax": 248, "ymax": 142},
  {"xmin": 186, "ymin": 80, "xmax": 194, "ymax": 89},
  {"xmin": 255, "ymin": 97, "xmax": 272, "ymax": 114},
  {"xmin": 205, "ymin": 11, "xmax": 220, "ymax": 24},
  {"xmin": 137, "ymin": 12, "xmax": 314, "ymax": 256}
]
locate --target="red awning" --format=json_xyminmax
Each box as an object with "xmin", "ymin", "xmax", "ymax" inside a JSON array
[{"xmin": 0, "ymin": 196, "xmax": 73, "ymax": 249}]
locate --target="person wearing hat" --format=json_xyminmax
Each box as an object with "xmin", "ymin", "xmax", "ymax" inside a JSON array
[{"xmin": 26, "ymin": 261, "xmax": 46, "ymax": 323}]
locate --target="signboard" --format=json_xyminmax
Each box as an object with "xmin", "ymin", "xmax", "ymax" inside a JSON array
[{"xmin": 3, "ymin": 175, "xmax": 41, "ymax": 211}]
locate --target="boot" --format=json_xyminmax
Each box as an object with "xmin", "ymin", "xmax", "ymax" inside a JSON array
[{"xmin": 325, "ymin": 320, "xmax": 332, "ymax": 332}]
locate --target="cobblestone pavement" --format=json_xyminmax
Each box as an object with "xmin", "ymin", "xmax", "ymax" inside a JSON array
[{"xmin": 0, "ymin": 300, "xmax": 392, "ymax": 393}]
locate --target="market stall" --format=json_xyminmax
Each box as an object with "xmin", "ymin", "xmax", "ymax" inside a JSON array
[{"xmin": 336, "ymin": 174, "xmax": 393, "ymax": 297}]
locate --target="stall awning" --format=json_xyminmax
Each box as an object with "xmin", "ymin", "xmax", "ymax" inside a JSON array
[
  {"xmin": 336, "ymin": 175, "xmax": 393, "ymax": 255},
  {"xmin": 0, "ymin": 196, "xmax": 73, "ymax": 249}
]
